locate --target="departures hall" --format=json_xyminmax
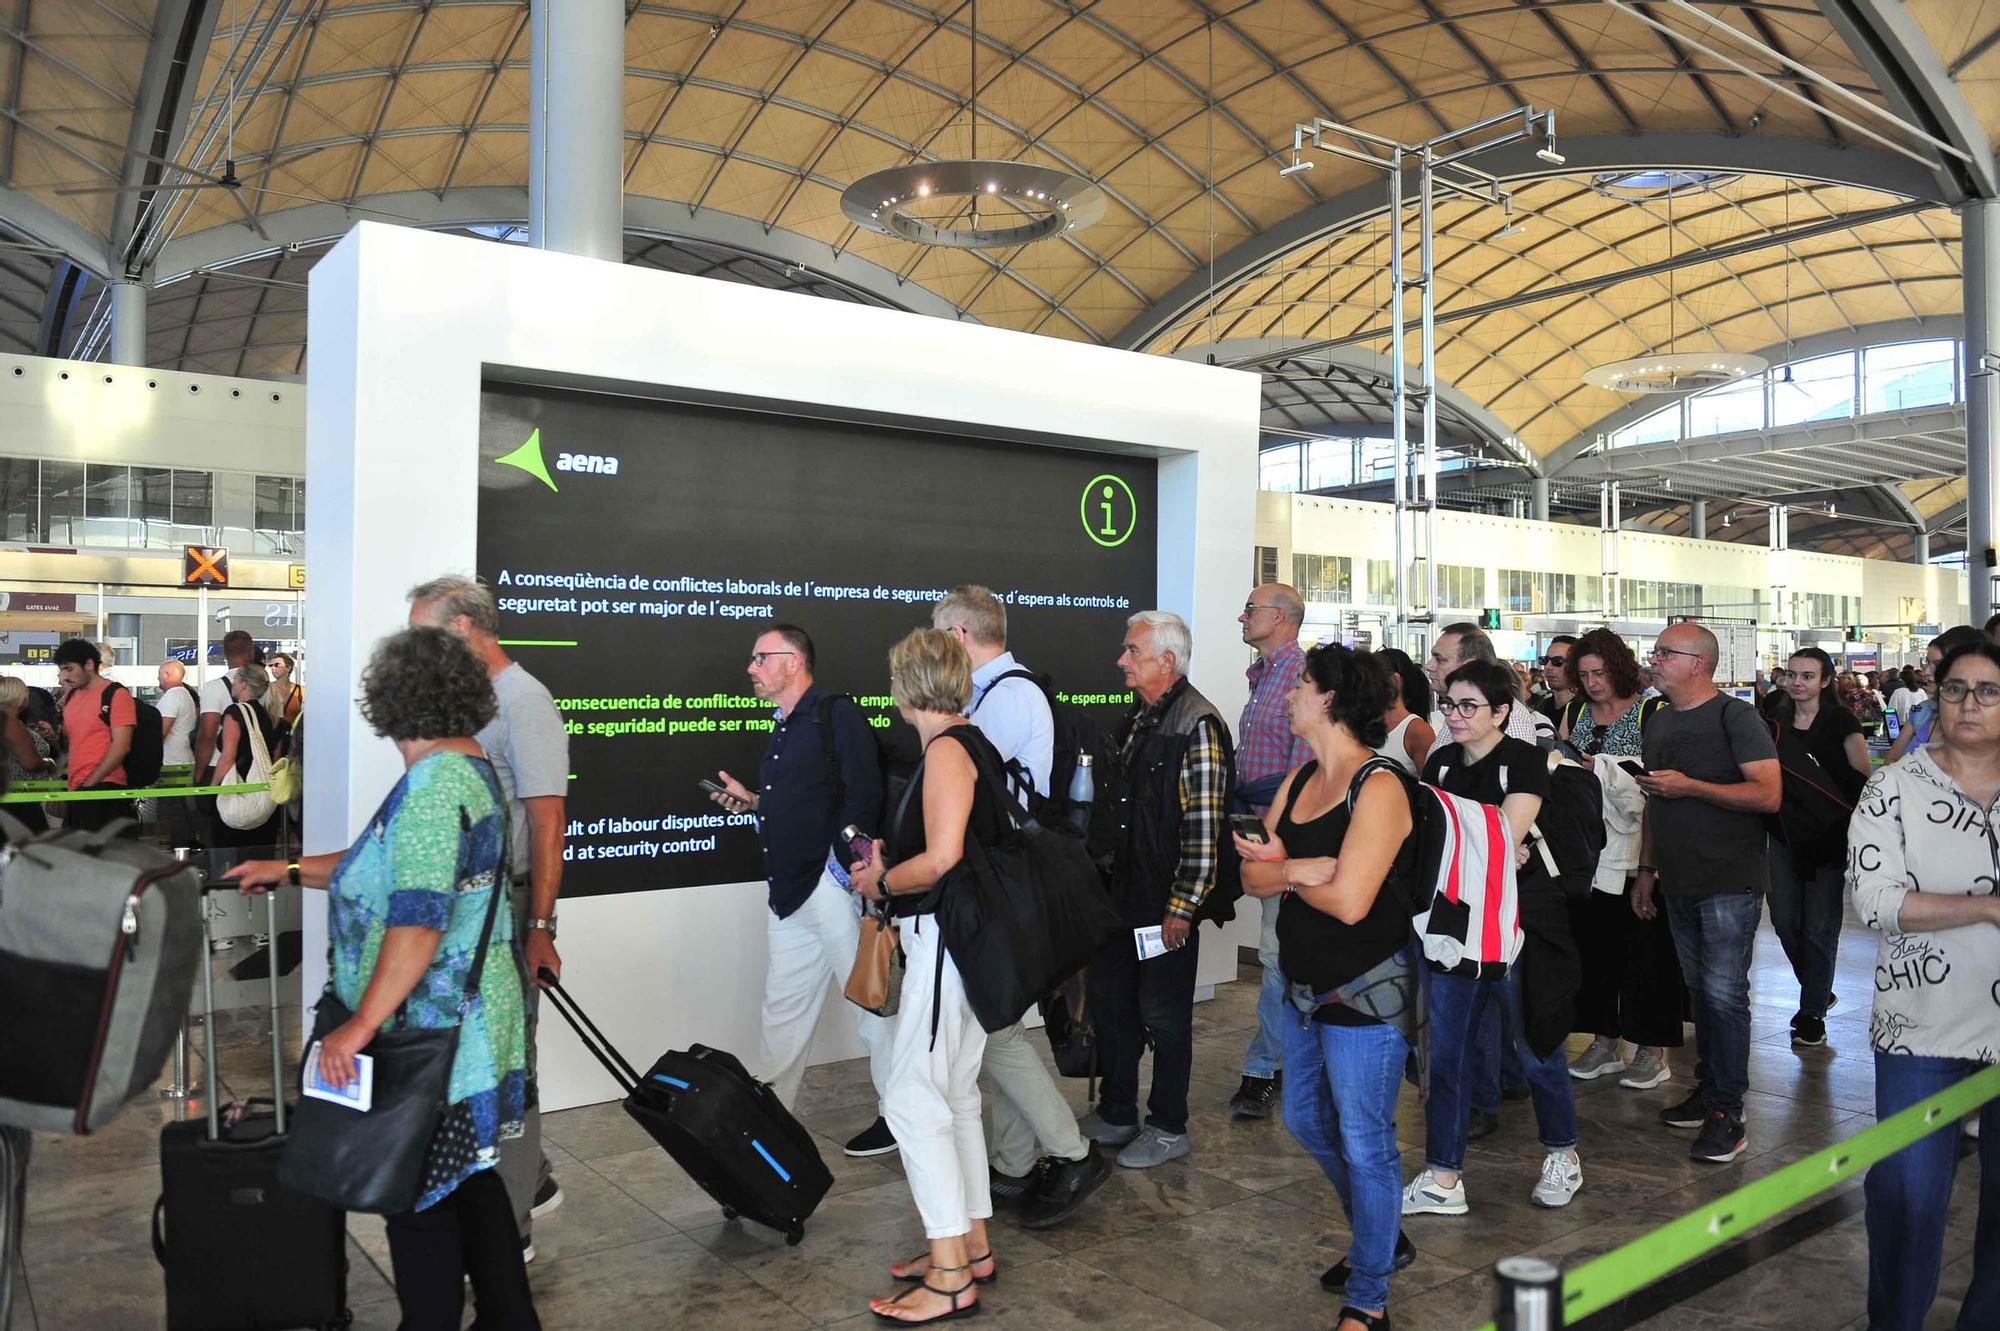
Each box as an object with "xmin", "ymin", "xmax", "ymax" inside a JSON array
[{"xmin": 5, "ymin": 2, "xmax": 2000, "ymax": 1330}]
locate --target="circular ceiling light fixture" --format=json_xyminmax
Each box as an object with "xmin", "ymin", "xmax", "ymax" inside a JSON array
[
  {"xmin": 841, "ymin": 160, "xmax": 1106, "ymax": 250},
  {"xmin": 1581, "ymin": 351, "xmax": 1769, "ymax": 394}
]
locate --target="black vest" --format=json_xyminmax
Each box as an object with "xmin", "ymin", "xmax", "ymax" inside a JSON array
[{"xmin": 1097, "ymin": 678, "xmax": 1241, "ymax": 926}]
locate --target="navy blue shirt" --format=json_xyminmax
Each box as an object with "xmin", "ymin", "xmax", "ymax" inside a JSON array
[{"xmin": 757, "ymin": 684, "xmax": 884, "ymax": 919}]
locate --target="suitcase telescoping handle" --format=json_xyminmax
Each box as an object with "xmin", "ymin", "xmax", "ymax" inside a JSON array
[
  {"xmin": 539, "ymin": 970, "xmax": 641, "ymax": 1094},
  {"xmin": 198, "ymin": 879, "xmax": 287, "ymax": 1142}
]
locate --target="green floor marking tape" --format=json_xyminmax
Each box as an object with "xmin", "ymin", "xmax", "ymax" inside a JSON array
[
  {"xmin": 0, "ymin": 781, "xmax": 269, "ymax": 803},
  {"xmin": 1468, "ymin": 1062, "xmax": 2000, "ymax": 1329}
]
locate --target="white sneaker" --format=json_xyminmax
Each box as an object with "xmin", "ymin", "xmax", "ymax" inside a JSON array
[
  {"xmin": 1401, "ymin": 1167, "xmax": 1468, "ymax": 1216},
  {"xmin": 1568, "ymin": 1037, "xmax": 1626, "ymax": 1081},
  {"xmin": 1531, "ymin": 1150, "xmax": 1583, "ymax": 1208},
  {"xmin": 1618, "ymin": 1048, "xmax": 1672, "ymax": 1090}
]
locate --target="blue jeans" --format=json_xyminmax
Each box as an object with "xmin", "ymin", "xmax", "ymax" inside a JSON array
[
  {"xmin": 1243, "ymin": 894, "xmax": 1286, "ymax": 1079},
  {"xmin": 1281, "ymin": 1010, "xmax": 1407, "ymax": 1313},
  {"xmin": 1765, "ymin": 839, "xmax": 1842, "ymax": 1020},
  {"xmin": 1865, "ymin": 1053, "xmax": 2000, "ymax": 1331},
  {"xmin": 1471, "ymin": 991, "xmax": 1529, "ymax": 1114},
  {"xmin": 1425, "ymin": 969, "xmax": 1578, "ymax": 1173},
  {"xmin": 1663, "ymin": 891, "xmax": 1761, "ymax": 1118}
]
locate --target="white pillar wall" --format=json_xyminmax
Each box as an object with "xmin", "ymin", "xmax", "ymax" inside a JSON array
[
  {"xmin": 529, "ymin": 0, "xmax": 625, "ymax": 261},
  {"xmin": 1967, "ymin": 198, "xmax": 2000, "ymax": 623},
  {"xmin": 304, "ymin": 224, "xmax": 1262, "ymax": 1110},
  {"xmin": 109, "ymin": 281, "xmax": 147, "ymax": 367}
]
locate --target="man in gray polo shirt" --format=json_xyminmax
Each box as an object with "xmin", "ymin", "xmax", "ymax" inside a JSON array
[{"xmin": 409, "ymin": 575, "xmax": 569, "ymax": 1259}]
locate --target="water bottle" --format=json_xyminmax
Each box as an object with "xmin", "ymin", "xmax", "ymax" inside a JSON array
[{"xmin": 1067, "ymin": 753, "xmax": 1095, "ymax": 835}]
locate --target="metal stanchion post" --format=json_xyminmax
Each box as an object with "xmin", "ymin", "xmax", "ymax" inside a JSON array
[
  {"xmin": 158, "ymin": 846, "xmax": 198, "ymax": 1109},
  {"xmin": 1495, "ymin": 1256, "xmax": 1563, "ymax": 1330}
]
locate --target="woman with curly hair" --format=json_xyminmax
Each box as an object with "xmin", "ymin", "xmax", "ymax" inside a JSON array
[
  {"xmin": 227, "ymin": 627, "xmax": 537, "ymax": 1331},
  {"xmin": 1558, "ymin": 629, "xmax": 1683, "ymax": 1092}
]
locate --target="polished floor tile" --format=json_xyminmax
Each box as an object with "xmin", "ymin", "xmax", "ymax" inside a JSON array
[{"xmin": 15, "ymin": 922, "xmax": 1985, "ymax": 1330}]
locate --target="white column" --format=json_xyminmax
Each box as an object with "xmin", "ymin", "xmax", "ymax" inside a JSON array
[
  {"xmin": 1531, "ymin": 476, "xmax": 1550, "ymax": 523},
  {"xmin": 1967, "ymin": 198, "xmax": 2000, "ymax": 622},
  {"xmin": 1914, "ymin": 529, "xmax": 1930, "ymax": 565},
  {"xmin": 1690, "ymin": 499, "xmax": 1707, "ymax": 540},
  {"xmin": 109, "ymin": 280, "xmax": 147, "ymax": 366},
  {"xmin": 529, "ymin": 0, "xmax": 625, "ymax": 261}
]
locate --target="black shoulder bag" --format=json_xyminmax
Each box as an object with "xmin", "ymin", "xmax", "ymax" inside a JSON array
[{"xmin": 278, "ymin": 807, "xmax": 507, "ymax": 1215}]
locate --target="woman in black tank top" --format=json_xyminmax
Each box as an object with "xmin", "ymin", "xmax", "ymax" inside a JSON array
[
  {"xmin": 1229, "ymin": 644, "xmax": 1413, "ymax": 1331},
  {"xmin": 843, "ymin": 629, "xmax": 1005, "ymax": 1324}
]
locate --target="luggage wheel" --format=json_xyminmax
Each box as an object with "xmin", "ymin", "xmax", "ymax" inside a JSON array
[{"xmin": 721, "ymin": 1206, "xmax": 739, "ymax": 1221}]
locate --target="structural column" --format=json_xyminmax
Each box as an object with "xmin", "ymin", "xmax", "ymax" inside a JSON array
[
  {"xmin": 1915, "ymin": 529, "xmax": 1931, "ymax": 565},
  {"xmin": 1531, "ymin": 476, "xmax": 1549, "ymax": 523},
  {"xmin": 529, "ymin": 0, "xmax": 625, "ymax": 261},
  {"xmin": 1690, "ymin": 499, "xmax": 1707, "ymax": 541},
  {"xmin": 109, "ymin": 281, "xmax": 147, "ymax": 366},
  {"xmin": 1967, "ymin": 197, "xmax": 2000, "ymax": 623}
]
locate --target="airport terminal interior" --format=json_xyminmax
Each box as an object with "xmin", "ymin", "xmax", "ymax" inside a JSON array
[{"xmin": 6, "ymin": 0, "xmax": 2000, "ymax": 1328}]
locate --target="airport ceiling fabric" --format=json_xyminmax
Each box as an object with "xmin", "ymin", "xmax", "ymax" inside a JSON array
[{"xmin": 2, "ymin": 0, "xmax": 1999, "ymax": 474}]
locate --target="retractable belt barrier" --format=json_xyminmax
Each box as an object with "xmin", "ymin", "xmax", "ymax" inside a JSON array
[
  {"xmin": 0, "ymin": 765, "xmax": 268, "ymax": 802},
  {"xmin": 1477, "ymin": 1062, "xmax": 2000, "ymax": 1329}
]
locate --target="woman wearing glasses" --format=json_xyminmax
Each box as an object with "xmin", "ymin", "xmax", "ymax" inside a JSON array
[
  {"xmin": 1558, "ymin": 630, "xmax": 1681, "ymax": 1092},
  {"xmin": 1403, "ymin": 661, "xmax": 1585, "ymax": 1219},
  {"xmin": 1765, "ymin": 648, "xmax": 1872, "ymax": 1049},
  {"xmin": 1848, "ymin": 639, "xmax": 2000, "ymax": 1331},
  {"xmin": 1233, "ymin": 644, "xmax": 1417, "ymax": 1331}
]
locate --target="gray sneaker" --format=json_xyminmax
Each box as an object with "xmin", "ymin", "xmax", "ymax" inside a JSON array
[
  {"xmin": 1568, "ymin": 1036, "xmax": 1625, "ymax": 1081},
  {"xmin": 1076, "ymin": 1110, "xmax": 1140, "ymax": 1147},
  {"xmin": 1618, "ymin": 1048, "xmax": 1671, "ymax": 1090},
  {"xmin": 1115, "ymin": 1125, "xmax": 1190, "ymax": 1168}
]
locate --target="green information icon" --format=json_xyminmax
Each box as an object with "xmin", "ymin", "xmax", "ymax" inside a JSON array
[{"xmin": 1080, "ymin": 474, "xmax": 1138, "ymax": 548}]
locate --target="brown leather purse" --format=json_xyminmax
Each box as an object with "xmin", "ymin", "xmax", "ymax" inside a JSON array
[{"xmin": 844, "ymin": 896, "xmax": 904, "ymax": 1017}]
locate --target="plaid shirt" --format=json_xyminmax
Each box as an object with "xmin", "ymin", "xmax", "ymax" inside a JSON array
[
  {"xmin": 1120, "ymin": 684, "xmax": 1230, "ymax": 922},
  {"xmin": 1239, "ymin": 640, "xmax": 1310, "ymax": 810}
]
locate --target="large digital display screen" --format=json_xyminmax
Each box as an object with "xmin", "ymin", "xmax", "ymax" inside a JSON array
[{"xmin": 476, "ymin": 381, "xmax": 1158, "ymax": 897}]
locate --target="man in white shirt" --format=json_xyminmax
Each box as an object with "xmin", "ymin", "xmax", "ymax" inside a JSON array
[
  {"xmin": 193, "ymin": 630, "xmax": 258, "ymax": 783},
  {"xmin": 932, "ymin": 586, "xmax": 1110, "ymax": 1230},
  {"xmin": 155, "ymin": 659, "xmax": 199, "ymax": 844}
]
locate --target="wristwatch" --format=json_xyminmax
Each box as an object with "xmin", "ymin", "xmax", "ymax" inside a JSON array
[
  {"xmin": 525, "ymin": 916, "xmax": 558, "ymax": 939},
  {"xmin": 286, "ymin": 861, "xmax": 301, "ymax": 886}
]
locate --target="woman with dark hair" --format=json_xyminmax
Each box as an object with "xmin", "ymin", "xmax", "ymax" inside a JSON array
[
  {"xmin": 1233, "ymin": 644, "xmax": 1416, "ymax": 1331},
  {"xmin": 1373, "ymin": 647, "xmax": 1435, "ymax": 776},
  {"xmin": 1405, "ymin": 660, "xmax": 1584, "ymax": 1218},
  {"xmin": 1847, "ymin": 640, "xmax": 2000, "ymax": 1331},
  {"xmin": 1558, "ymin": 629, "xmax": 1682, "ymax": 1091},
  {"xmin": 1887, "ymin": 627, "xmax": 1987, "ymax": 765},
  {"xmin": 226, "ymin": 627, "xmax": 536, "ymax": 1331},
  {"xmin": 1766, "ymin": 647, "xmax": 1872, "ymax": 1048}
]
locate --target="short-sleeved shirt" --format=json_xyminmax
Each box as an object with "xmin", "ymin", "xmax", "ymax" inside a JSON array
[
  {"xmin": 159, "ymin": 684, "xmax": 197, "ymax": 766},
  {"xmin": 473, "ymin": 663, "xmax": 570, "ymax": 880},
  {"xmin": 198, "ymin": 670, "xmax": 238, "ymax": 768},
  {"xmin": 62, "ymin": 679, "xmax": 136, "ymax": 789},
  {"xmin": 1423, "ymin": 734, "xmax": 1550, "ymax": 812},
  {"xmin": 1642, "ymin": 694, "xmax": 1779, "ymax": 897},
  {"xmin": 965, "ymin": 652, "xmax": 1054, "ymax": 797},
  {"xmin": 327, "ymin": 752, "xmax": 527, "ymax": 1211}
]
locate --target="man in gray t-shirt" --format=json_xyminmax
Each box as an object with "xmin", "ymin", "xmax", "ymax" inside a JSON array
[
  {"xmin": 409, "ymin": 575, "xmax": 570, "ymax": 1252},
  {"xmin": 1634, "ymin": 622, "xmax": 1780, "ymax": 1165}
]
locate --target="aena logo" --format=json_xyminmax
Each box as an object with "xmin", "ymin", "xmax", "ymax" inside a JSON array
[{"xmin": 493, "ymin": 429, "xmax": 620, "ymax": 493}]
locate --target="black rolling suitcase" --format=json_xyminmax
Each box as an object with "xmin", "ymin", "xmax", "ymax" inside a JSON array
[
  {"xmin": 153, "ymin": 886, "xmax": 348, "ymax": 1330},
  {"xmin": 543, "ymin": 976, "xmax": 832, "ymax": 1244}
]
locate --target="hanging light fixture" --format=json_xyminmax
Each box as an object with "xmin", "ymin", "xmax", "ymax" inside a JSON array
[{"xmin": 839, "ymin": 1, "xmax": 1103, "ymax": 249}]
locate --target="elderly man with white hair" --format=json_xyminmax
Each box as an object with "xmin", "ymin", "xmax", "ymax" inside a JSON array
[{"xmin": 1079, "ymin": 610, "xmax": 1238, "ymax": 1169}]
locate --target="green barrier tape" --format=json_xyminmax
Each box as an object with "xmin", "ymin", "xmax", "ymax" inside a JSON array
[
  {"xmin": 0, "ymin": 782, "xmax": 269, "ymax": 804},
  {"xmin": 1469, "ymin": 1061, "xmax": 2000, "ymax": 1330}
]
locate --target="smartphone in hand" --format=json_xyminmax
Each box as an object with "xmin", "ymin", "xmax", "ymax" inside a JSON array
[
  {"xmin": 698, "ymin": 777, "xmax": 728, "ymax": 797},
  {"xmin": 1228, "ymin": 813, "xmax": 1269, "ymax": 845}
]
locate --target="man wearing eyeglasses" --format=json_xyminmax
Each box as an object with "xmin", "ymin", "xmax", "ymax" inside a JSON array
[
  {"xmin": 1632, "ymin": 621, "xmax": 1779, "ymax": 1167},
  {"xmin": 1425, "ymin": 624, "xmax": 1542, "ymax": 759},
  {"xmin": 710, "ymin": 623, "xmax": 893, "ymax": 1156}
]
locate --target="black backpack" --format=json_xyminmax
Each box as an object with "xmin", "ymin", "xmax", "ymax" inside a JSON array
[
  {"xmin": 815, "ymin": 692, "xmax": 920, "ymax": 836},
  {"xmin": 1528, "ymin": 759, "xmax": 1607, "ymax": 902},
  {"xmin": 99, "ymin": 681, "xmax": 165, "ymax": 788},
  {"xmin": 971, "ymin": 668, "xmax": 1108, "ymax": 824}
]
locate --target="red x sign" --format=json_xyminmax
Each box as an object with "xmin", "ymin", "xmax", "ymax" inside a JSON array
[{"xmin": 183, "ymin": 545, "xmax": 229, "ymax": 587}]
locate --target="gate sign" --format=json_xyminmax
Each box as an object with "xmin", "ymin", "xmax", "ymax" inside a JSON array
[{"xmin": 183, "ymin": 546, "xmax": 229, "ymax": 588}]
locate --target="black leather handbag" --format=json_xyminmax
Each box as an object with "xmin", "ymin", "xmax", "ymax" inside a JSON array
[{"xmin": 277, "ymin": 869, "xmax": 506, "ymax": 1215}]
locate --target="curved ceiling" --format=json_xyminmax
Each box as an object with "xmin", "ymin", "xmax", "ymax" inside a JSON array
[{"xmin": 0, "ymin": 0, "xmax": 1989, "ymax": 464}]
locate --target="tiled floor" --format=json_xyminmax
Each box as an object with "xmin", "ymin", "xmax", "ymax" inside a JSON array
[{"xmin": 12, "ymin": 921, "xmax": 1986, "ymax": 1330}]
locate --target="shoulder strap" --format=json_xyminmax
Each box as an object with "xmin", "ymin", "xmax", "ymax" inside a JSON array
[
  {"xmin": 1637, "ymin": 695, "xmax": 1667, "ymax": 731},
  {"xmin": 969, "ymin": 667, "xmax": 1044, "ymax": 717},
  {"xmin": 459, "ymin": 800, "xmax": 507, "ymax": 1005},
  {"xmin": 1343, "ymin": 755, "xmax": 1405, "ymax": 814},
  {"xmin": 1279, "ymin": 760, "xmax": 1319, "ymax": 823},
  {"xmin": 1562, "ymin": 697, "xmax": 1585, "ymax": 735}
]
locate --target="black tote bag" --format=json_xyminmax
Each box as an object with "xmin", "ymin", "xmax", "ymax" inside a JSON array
[
  {"xmin": 928, "ymin": 729, "xmax": 1123, "ymax": 1034},
  {"xmin": 277, "ymin": 841, "xmax": 507, "ymax": 1215}
]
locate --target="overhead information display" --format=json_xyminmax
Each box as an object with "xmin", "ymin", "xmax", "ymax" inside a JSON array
[{"xmin": 477, "ymin": 381, "xmax": 1158, "ymax": 897}]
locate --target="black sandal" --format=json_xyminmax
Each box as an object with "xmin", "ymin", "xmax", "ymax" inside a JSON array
[
  {"xmin": 1336, "ymin": 1306, "xmax": 1391, "ymax": 1331},
  {"xmin": 870, "ymin": 1269, "xmax": 982, "ymax": 1324},
  {"xmin": 892, "ymin": 1251, "xmax": 997, "ymax": 1287}
]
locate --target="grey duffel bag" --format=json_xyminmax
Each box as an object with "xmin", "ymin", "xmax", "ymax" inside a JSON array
[{"xmin": 0, "ymin": 816, "xmax": 202, "ymax": 1134}]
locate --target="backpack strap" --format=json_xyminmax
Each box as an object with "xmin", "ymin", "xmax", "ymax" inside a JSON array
[
  {"xmin": 98, "ymin": 679, "xmax": 126, "ymax": 729},
  {"xmin": 968, "ymin": 667, "xmax": 1048, "ymax": 717}
]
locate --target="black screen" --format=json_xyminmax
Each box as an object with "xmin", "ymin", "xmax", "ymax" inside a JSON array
[{"xmin": 476, "ymin": 380, "xmax": 1158, "ymax": 896}]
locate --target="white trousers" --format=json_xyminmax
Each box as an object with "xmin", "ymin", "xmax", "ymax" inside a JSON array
[
  {"xmin": 884, "ymin": 916, "xmax": 992, "ymax": 1239},
  {"xmin": 983, "ymin": 1019, "xmax": 1088, "ymax": 1177},
  {"xmin": 761, "ymin": 870, "xmax": 893, "ymax": 1111}
]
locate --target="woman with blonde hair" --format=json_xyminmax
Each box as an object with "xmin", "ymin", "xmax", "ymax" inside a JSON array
[
  {"xmin": 210, "ymin": 661, "xmax": 279, "ymax": 846},
  {"xmin": 848, "ymin": 627, "xmax": 1011, "ymax": 1324},
  {"xmin": 0, "ymin": 675, "xmax": 52, "ymax": 834}
]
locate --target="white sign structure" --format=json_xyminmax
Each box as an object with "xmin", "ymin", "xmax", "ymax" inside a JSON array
[{"xmin": 305, "ymin": 223, "xmax": 1260, "ymax": 1110}]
